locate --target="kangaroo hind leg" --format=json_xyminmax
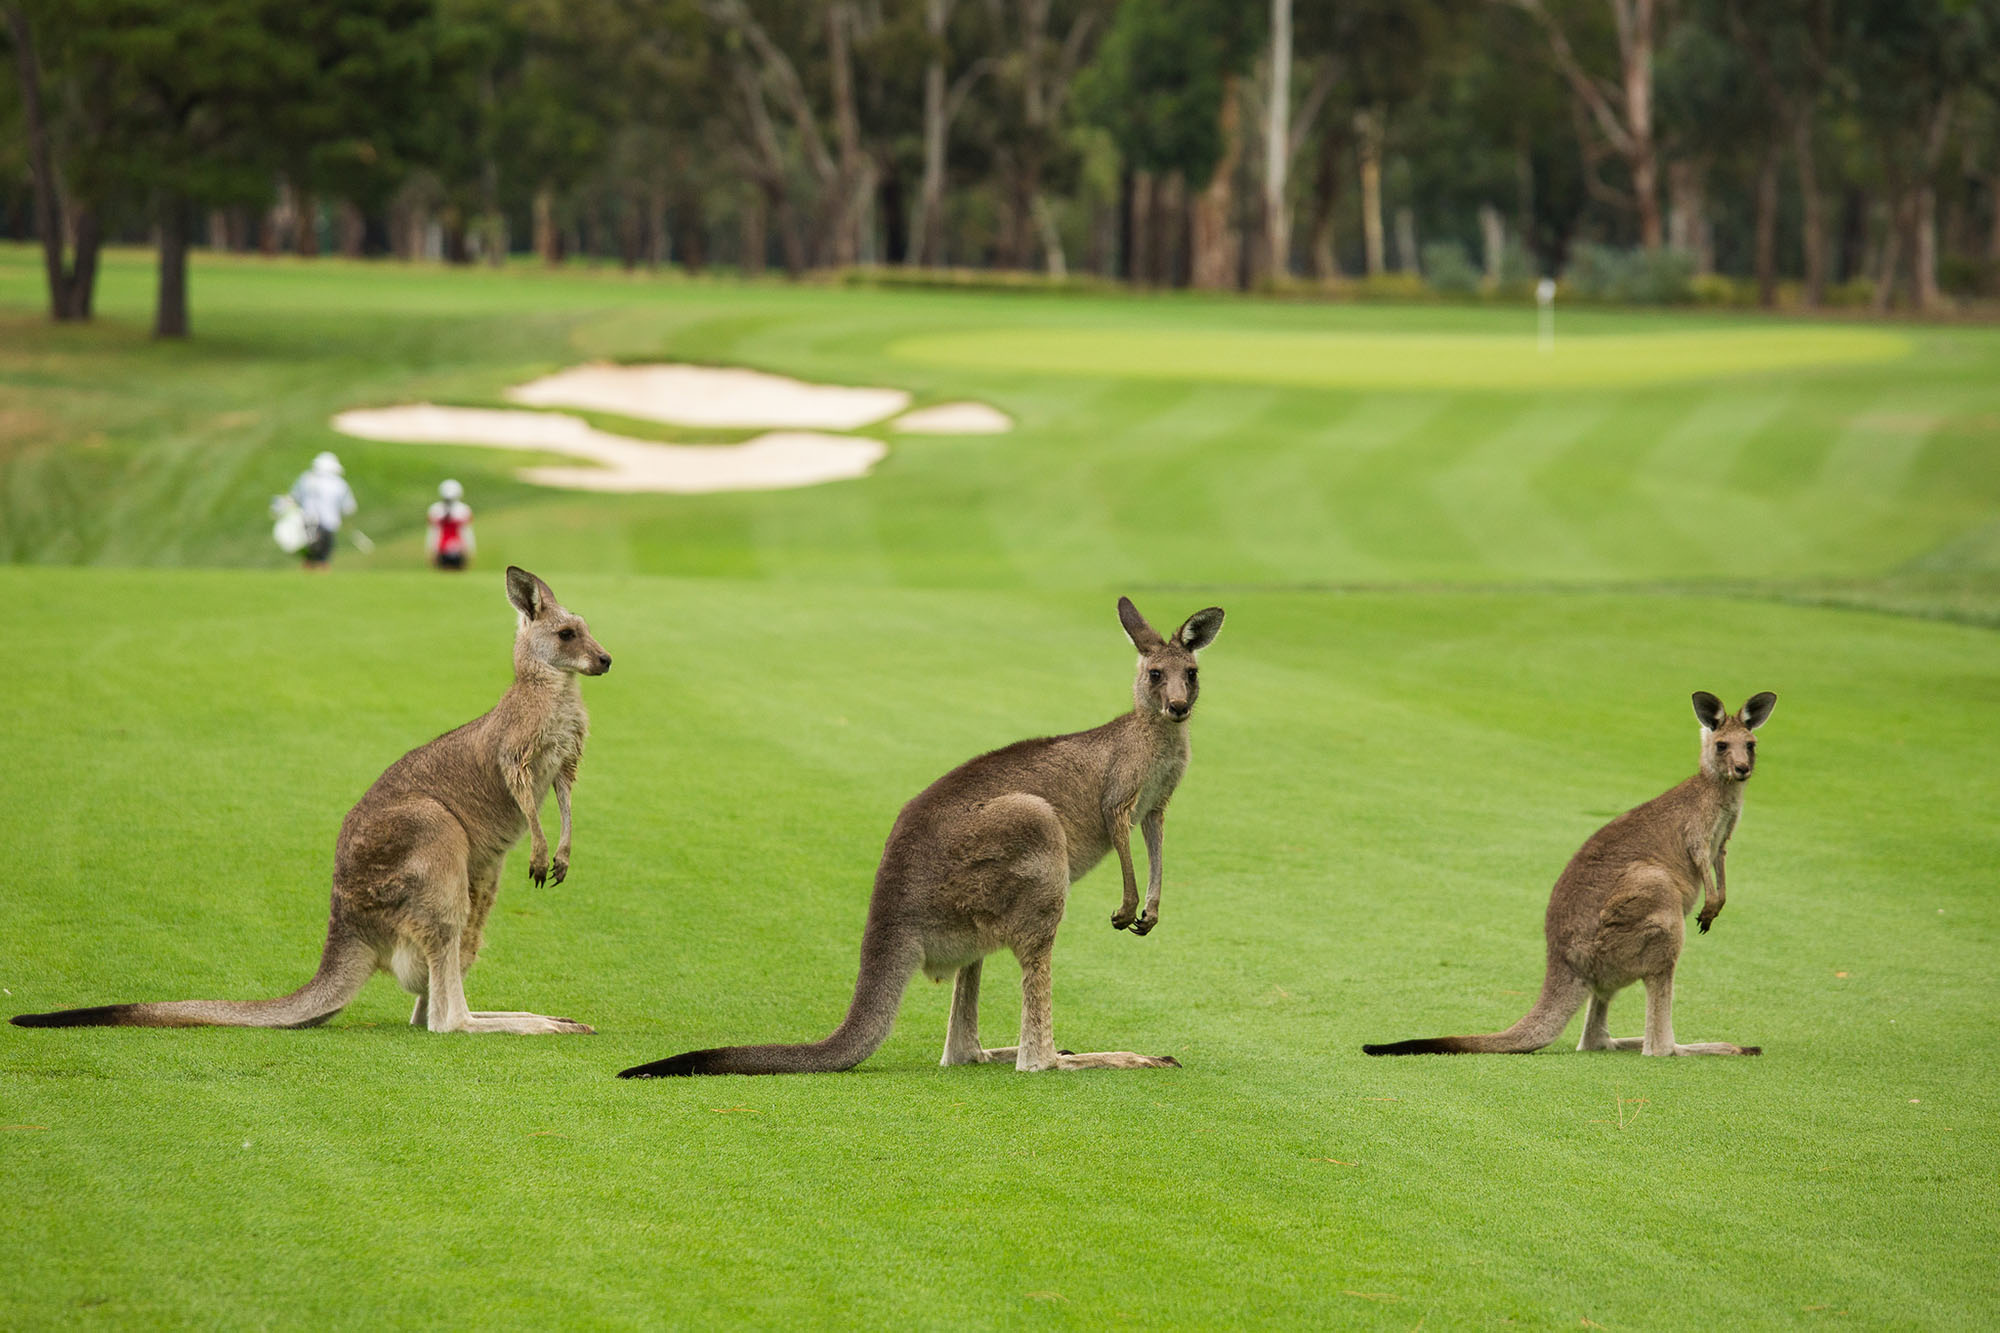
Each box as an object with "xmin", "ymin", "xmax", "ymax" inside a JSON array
[
  {"xmin": 941, "ymin": 960, "xmax": 1006, "ymax": 1065},
  {"xmin": 1643, "ymin": 970, "xmax": 1759, "ymax": 1057}
]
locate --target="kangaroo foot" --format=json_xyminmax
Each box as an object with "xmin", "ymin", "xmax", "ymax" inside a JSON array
[
  {"xmin": 1129, "ymin": 911, "xmax": 1158, "ymax": 936},
  {"xmin": 464, "ymin": 1011, "xmax": 595, "ymax": 1035},
  {"xmin": 1671, "ymin": 1041, "xmax": 1760, "ymax": 1056},
  {"xmin": 1042, "ymin": 1051, "xmax": 1179, "ymax": 1071},
  {"xmin": 1110, "ymin": 907, "xmax": 1136, "ymax": 930}
]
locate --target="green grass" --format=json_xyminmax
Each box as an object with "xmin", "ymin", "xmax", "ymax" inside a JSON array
[
  {"xmin": 2, "ymin": 247, "xmax": 1997, "ymax": 1328},
  {"xmin": 887, "ymin": 324, "xmax": 1915, "ymax": 389}
]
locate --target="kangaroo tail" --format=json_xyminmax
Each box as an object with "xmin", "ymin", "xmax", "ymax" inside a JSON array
[
  {"xmin": 12, "ymin": 927, "xmax": 376, "ymax": 1030},
  {"xmin": 621, "ymin": 926, "xmax": 920, "ymax": 1078},
  {"xmin": 1363, "ymin": 965, "xmax": 1587, "ymax": 1056}
]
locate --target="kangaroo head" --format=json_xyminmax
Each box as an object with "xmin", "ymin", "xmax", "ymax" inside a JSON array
[
  {"xmin": 506, "ymin": 566, "xmax": 611, "ymax": 676},
  {"xmin": 1692, "ymin": 691, "xmax": 1776, "ymax": 783},
  {"xmin": 1119, "ymin": 596, "xmax": 1224, "ymax": 724}
]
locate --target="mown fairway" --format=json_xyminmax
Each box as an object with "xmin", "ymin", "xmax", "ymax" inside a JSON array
[{"xmin": 2, "ymin": 248, "xmax": 1997, "ymax": 1328}]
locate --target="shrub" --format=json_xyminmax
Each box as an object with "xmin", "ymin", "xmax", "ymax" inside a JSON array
[
  {"xmin": 1421, "ymin": 241, "xmax": 1481, "ymax": 295},
  {"xmin": 1563, "ymin": 243, "xmax": 1695, "ymax": 304}
]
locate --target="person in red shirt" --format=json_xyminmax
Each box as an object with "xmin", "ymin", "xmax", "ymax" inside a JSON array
[{"xmin": 426, "ymin": 479, "xmax": 476, "ymax": 571}]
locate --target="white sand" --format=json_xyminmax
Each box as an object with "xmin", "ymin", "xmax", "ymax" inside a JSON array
[
  {"xmin": 331, "ymin": 405, "xmax": 886, "ymax": 494},
  {"xmin": 507, "ymin": 362, "xmax": 910, "ymax": 430},
  {"xmin": 890, "ymin": 401, "xmax": 1013, "ymax": 434}
]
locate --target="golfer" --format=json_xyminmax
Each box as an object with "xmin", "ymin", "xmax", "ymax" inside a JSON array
[
  {"xmin": 426, "ymin": 479, "xmax": 476, "ymax": 571},
  {"xmin": 290, "ymin": 451, "xmax": 357, "ymax": 571}
]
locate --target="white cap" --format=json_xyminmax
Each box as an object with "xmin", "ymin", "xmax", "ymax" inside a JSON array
[
  {"xmin": 312, "ymin": 451, "xmax": 343, "ymax": 475},
  {"xmin": 439, "ymin": 479, "xmax": 463, "ymax": 501}
]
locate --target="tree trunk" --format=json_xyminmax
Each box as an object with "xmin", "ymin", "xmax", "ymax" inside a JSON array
[
  {"xmin": 826, "ymin": 1, "xmax": 866, "ymax": 266},
  {"xmin": 1795, "ymin": 111, "xmax": 1825, "ymax": 307},
  {"xmin": 1309, "ymin": 124, "xmax": 1343, "ymax": 282},
  {"xmin": 1394, "ymin": 207, "xmax": 1417, "ymax": 273},
  {"xmin": 533, "ymin": 186, "xmax": 559, "ymax": 265},
  {"xmin": 1129, "ymin": 169, "xmax": 1154, "ymax": 286},
  {"xmin": 7, "ymin": 4, "xmax": 93, "ymax": 321},
  {"xmin": 1915, "ymin": 182, "xmax": 1941, "ymax": 313},
  {"xmin": 1872, "ymin": 190, "xmax": 1909, "ymax": 314},
  {"xmin": 1356, "ymin": 107, "xmax": 1385, "ymax": 277},
  {"xmin": 1032, "ymin": 192, "xmax": 1067, "ymax": 278},
  {"xmin": 1666, "ymin": 159, "xmax": 1709, "ymax": 273},
  {"xmin": 295, "ymin": 190, "xmax": 318, "ymax": 257},
  {"xmin": 337, "ymin": 201, "xmax": 365, "ymax": 258},
  {"xmin": 1479, "ymin": 203, "xmax": 1505, "ymax": 282},
  {"xmin": 154, "ymin": 196, "xmax": 192, "ymax": 339},
  {"xmin": 912, "ymin": 0, "xmax": 949, "ymax": 266},
  {"xmin": 1263, "ymin": 0, "xmax": 1293, "ymax": 282},
  {"xmin": 1190, "ymin": 76, "xmax": 1242, "ymax": 289},
  {"xmin": 741, "ymin": 184, "xmax": 767, "ymax": 277},
  {"xmin": 1989, "ymin": 177, "xmax": 2000, "ymax": 295},
  {"xmin": 1754, "ymin": 142, "xmax": 1780, "ymax": 307}
]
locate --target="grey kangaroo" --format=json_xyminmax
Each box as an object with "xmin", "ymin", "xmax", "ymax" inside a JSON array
[
  {"xmin": 1364, "ymin": 691, "xmax": 1776, "ymax": 1058},
  {"xmin": 621, "ymin": 596, "xmax": 1224, "ymax": 1078},
  {"xmin": 14, "ymin": 567, "xmax": 610, "ymax": 1036}
]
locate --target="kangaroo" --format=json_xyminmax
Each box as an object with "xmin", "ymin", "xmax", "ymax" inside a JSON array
[
  {"xmin": 1363, "ymin": 691, "xmax": 1776, "ymax": 1058},
  {"xmin": 13, "ymin": 567, "xmax": 610, "ymax": 1036},
  {"xmin": 620, "ymin": 596, "xmax": 1223, "ymax": 1078}
]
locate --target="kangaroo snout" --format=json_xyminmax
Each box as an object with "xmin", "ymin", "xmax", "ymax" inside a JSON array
[
  {"xmin": 1166, "ymin": 700, "xmax": 1191, "ymax": 720},
  {"xmin": 592, "ymin": 653, "xmax": 613, "ymax": 675}
]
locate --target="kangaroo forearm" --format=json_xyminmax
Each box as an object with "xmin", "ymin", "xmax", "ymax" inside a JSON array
[
  {"xmin": 1698, "ymin": 854, "xmax": 1726, "ymax": 932},
  {"xmin": 1140, "ymin": 809, "xmax": 1165, "ymax": 918},
  {"xmin": 553, "ymin": 776, "xmax": 573, "ymax": 853}
]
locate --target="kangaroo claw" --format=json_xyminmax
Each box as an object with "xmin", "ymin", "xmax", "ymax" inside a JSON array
[
  {"xmin": 1110, "ymin": 911, "xmax": 1135, "ymax": 930},
  {"xmin": 1130, "ymin": 913, "xmax": 1157, "ymax": 936},
  {"xmin": 550, "ymin": 859, "xmax": 568, "ymax": 886}
]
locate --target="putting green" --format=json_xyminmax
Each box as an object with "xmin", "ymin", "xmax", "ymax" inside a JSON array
[{"xmin": 888, "ymin": 325, "xmax": 1913, "ymax": 390}]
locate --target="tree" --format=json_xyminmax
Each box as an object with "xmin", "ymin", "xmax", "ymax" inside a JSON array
[
  {"xmin": 5, "ymin": 5, "xmax": 100, "ymax": 320},
  {"xmin": 1080, "ymin": 0, "xmax": 1258, "ymax": 286},
  {"xmin": 1498, "ymin": 0, "xmax": 1665, "ymax": 248}
]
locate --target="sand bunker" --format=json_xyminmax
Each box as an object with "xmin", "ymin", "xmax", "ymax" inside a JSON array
[
  {"xmin": 331, "ymin": 405, "xmax": 885, "ymax": 493},
  {"xmin": 507, "ymin": 362, "xmax": 910, "ymax": 430},
  {"xmin": 335, "ymin": 364, "xmax": 1010, "ymax": 493},
  {"xmin": 891, "ymin": 402, "xmax": 1013, "ymax": 434}
]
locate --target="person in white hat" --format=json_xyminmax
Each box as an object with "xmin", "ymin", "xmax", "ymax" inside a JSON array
[
  {"xmin": 425, "ymin": 478, "xmax": 476, "ymax": 571},
  {"xmin": 289, "ymin": 451, "xmax": 357, "ymax": 571}
]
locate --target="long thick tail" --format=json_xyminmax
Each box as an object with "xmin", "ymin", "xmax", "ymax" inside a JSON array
[
  {"xmin": 11, "ymin": 928, "xmax": 376, "ymax": 1030},
  {"xmin": 1363, "ymin": 964, "xmax": 1587, "ymax": 1056},
  {"xmin": 621, "ymin": 926, "xmax": 920, "ymax": 1078}
]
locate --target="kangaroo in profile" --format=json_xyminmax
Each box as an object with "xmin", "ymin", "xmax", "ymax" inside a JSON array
[
  {"xmin": 14, "ymin": 567, "xmax": 610, "ymax": 1036},
  {"xmin": 1364, "ymin": 691, "xmax": 1776, "ymax": 1058},
  {"xmin": 621, "ymin": 596, "xmax": 1223, "ymax": 1078}
]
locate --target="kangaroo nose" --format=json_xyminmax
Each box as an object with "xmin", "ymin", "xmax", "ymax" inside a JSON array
[
  {"xmin": 1168, "ymin": 700, "xmax": 1190, "ymax": 717},
  {"xmin": 597, "ymin": 654, "xmax": 612, "ymax": 672},
  {"xmin": 1734, "ymin": 763, "xmax": 1750, "ymax": 777}
]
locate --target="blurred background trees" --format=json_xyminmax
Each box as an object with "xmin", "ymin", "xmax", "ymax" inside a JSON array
[{"xmin": 3, "ymin": 0, "xmax": 1997, "ymax": 334}]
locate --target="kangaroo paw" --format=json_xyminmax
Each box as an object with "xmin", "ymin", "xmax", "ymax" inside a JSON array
[
  {"xmin": 1129, "ymin": 912, "xmax": 1157, "ymax": 936},
  {"xmin": 1110, "ymin": 909, "xmax": 1135, "ymax": 930},
  {"xmin": 550, "ymin": 857, "xmax": 568, "ymax": 886}
]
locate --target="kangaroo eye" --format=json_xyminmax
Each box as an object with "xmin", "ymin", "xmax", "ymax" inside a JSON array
[
  {"xmin": 1714, "ymin": 742, "xmax": 1727, "ymax": 753},
  {"xmin": 1148, "ymin": 670, "xmax": 1162, "ymax": 684},
  {"xmin": 558, "ymin": 628, "xmax": 576, "ymax": 641},
  {"xmin": 1187, "ymin": 669, "xmax": 1198, "ymax": 683},
  {"xmin": 1747, "ymin": 742, "xmax": 1756, "ymax": 753}
]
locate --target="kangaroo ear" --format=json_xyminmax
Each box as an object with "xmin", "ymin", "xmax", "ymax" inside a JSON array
[
  {"xmin": 1691, "ymin": 691, "xmax": 1727, "ymax": 731},
  {"xmin": 1740, "ymin": 691, "xmax": 1777, "ymax": 730},
  {"xmin": 1177, "ymin": 607, "xmax": 1225, "ymax": 652},
  {"xmin": 1118, "ymin": 596, "xmax": 1164, "ymax": 650},
  {"xmin": 505, "ymin": 566, "xmax": 546, "ymax": 620}
]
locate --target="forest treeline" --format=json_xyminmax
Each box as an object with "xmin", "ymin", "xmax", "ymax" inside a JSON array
[{"xmin": 4, "ymin": 0, "xmax": 1998, "ymax": 336}]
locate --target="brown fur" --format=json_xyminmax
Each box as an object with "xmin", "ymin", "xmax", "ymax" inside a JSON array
[
  {"xmin": 1363, "ymin": 691, "xmax": 1776, "ymax": 1058},
  {"xmin": 620, "ymin": 596, "xmax": 1224, "ymax": 1077},
  {"xmin": 13, "ymin": 567, "xmax": 611, "ymax": 1035}
]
